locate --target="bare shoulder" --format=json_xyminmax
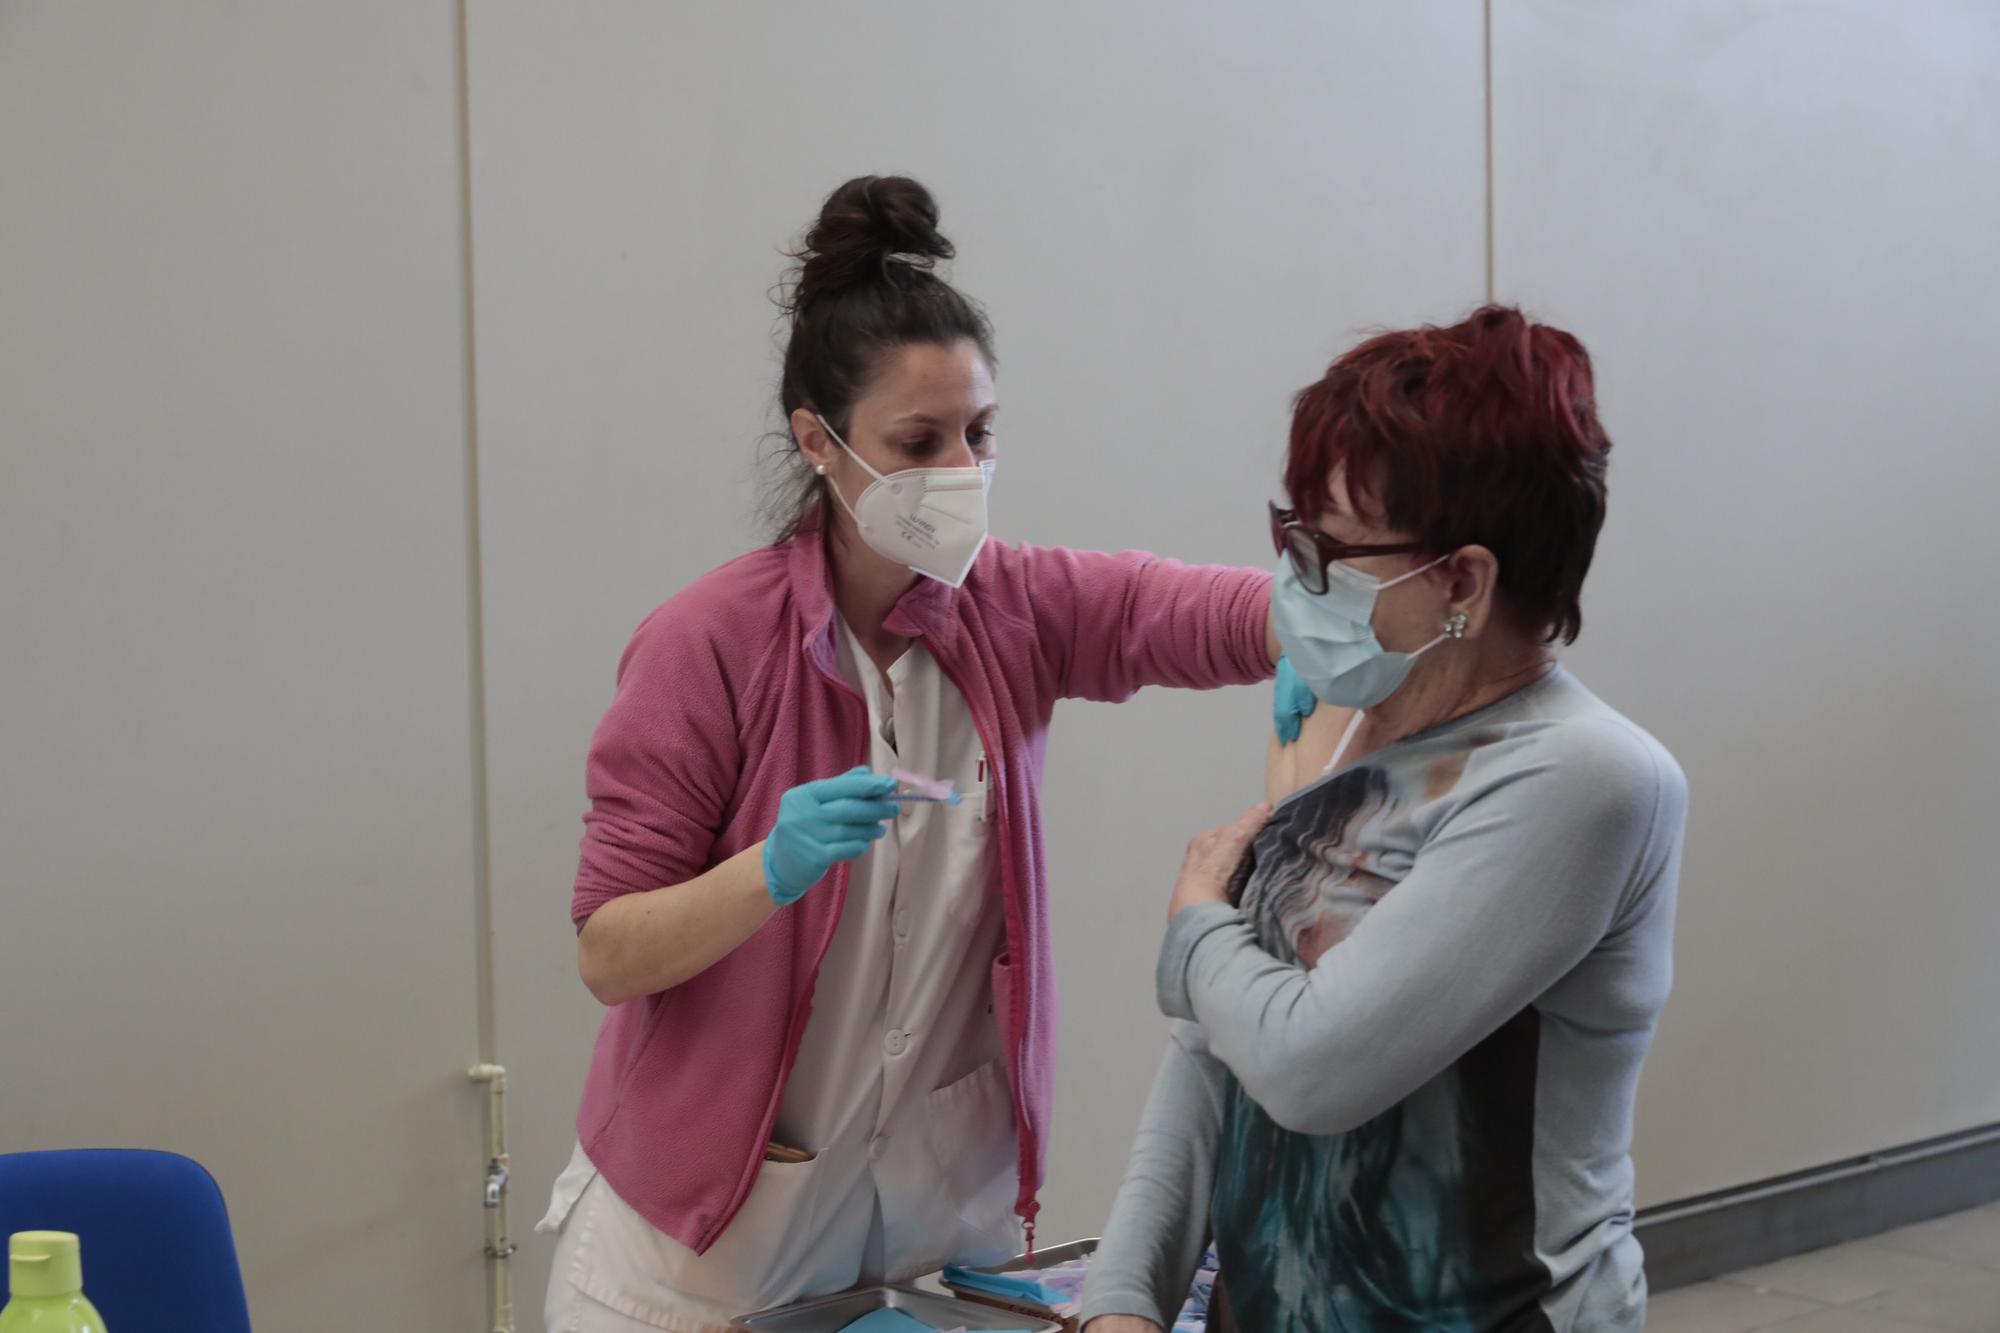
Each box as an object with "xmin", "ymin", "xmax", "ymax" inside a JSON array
[{"xmin": 1265, "ymin": 703, "xmax": 1359, "ymax": 803}]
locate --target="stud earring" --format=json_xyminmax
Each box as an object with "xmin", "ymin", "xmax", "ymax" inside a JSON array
[
  {"xmin": 814, "ymin": 464, "xmax": 828, "ymax": 476},
  {"xmin": 1444, "ymin": 611, "xmax": 1470, "ymax": 639}
]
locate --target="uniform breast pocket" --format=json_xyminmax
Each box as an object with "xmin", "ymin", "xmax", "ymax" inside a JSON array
[{"xmin": 943, "ymin": 789, "xmax": 997, "ymax": 924}]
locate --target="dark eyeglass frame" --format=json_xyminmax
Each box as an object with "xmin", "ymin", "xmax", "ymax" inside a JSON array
[{"xmin": 1269, "ymin": 502, "xmax": 1428, "ymax": 595}]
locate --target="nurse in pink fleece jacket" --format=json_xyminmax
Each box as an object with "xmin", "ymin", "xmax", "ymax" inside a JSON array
[{"xmin": 537, "ymin": 175, "xmax": 1278, "ymax": 1333}]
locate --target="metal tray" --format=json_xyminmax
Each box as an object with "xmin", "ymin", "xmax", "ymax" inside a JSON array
[
  {"xmin": 956, "ymin": 1237, "xmax": 1100, "ymax": 1278},
  {"xmin": 733, "ymin": 1283, "xmax": 1064, "ymax": 1332},
  {"xmin": 939, "ymin": 1239, "xmax": 1102, "ymax": 1332}
]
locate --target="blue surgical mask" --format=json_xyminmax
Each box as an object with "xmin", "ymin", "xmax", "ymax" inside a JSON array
[{"xmin": 1271, "ymin": 553, "xmax": 1462, "ymax": 710}]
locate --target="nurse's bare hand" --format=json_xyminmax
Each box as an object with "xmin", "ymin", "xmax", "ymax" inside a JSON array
[
  {"xmin": 1083, "ymin": 1318, "xmax": 1163, "ymax": 1333},
  {"xmin": 1169, "ymin": 802, "xmax": 1270, "ymax": 923}
]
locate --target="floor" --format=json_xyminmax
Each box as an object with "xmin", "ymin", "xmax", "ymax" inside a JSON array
[{"xmin": 1648, "ymin": 1202, "xmax": 2000, "ymax": 1332}]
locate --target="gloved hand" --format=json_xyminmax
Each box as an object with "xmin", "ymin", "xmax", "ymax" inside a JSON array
[
  {"xmin": 1272, "ymin": 654, "xmax": 1319, "ymax": 744},
  {"xmin": 762, "ymin": 767, "xmax": 898, "ymax": 906}
]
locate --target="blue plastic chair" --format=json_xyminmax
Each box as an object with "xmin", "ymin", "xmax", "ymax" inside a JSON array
[{"xmin": 0, "ymin": 1149, "xmax": 252, "ymax": 1332}]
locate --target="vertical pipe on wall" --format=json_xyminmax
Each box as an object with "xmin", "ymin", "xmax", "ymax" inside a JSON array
[
  {"xmin": 451, "ymin": 0, "xmax": 497, "ymax": 1068},
  {"xmin": 1483, "ymin": 0, "xmax": 1496, "ymax": 304},
  {"xmin": 454, "ymin": 5, "xmax": 506, "ymax": 1329},
  {"xmin": 469, "ymin": 1064, "xmax": 515, "ymax": 1333}
]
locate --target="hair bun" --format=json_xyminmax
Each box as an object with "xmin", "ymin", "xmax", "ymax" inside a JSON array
[{"xmin": 790, "ymin": 175, "xmax": 954, "ymax": 314}]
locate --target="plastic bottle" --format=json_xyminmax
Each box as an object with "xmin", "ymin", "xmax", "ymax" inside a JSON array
[{"xmin": 1, "ymin": 1233, "xmax": 107, "ymax": 1332}]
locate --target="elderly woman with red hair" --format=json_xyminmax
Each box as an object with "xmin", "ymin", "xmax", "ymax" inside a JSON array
[{"xmin": 1082, "ymin": 307, "xmax": 1688, "ymax": 1333}]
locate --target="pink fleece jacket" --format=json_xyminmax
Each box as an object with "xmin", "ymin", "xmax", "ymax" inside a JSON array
[{"xmin": 570, "ymin": 515, "xmax": 1273, "ymax": 1255}]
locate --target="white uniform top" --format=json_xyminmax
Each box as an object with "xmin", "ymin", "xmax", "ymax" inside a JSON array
[{"xmin": 539, "ymin": 620, "xmax": 1020, "ymax": 1331}]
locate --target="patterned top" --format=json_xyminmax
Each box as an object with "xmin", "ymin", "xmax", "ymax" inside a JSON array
[{"xmin": 1083, "ymin": 669, "xmax": 1687, "ymax": 1331}]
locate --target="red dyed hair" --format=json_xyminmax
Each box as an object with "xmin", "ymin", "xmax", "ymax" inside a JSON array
[{"xmin": 1284, "ymin": 305, "xmax": 1611, "ymax": 643}]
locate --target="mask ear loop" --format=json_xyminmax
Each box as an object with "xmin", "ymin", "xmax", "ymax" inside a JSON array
[
  {"xmin": 1318, "ymin": 610, "xmax": 1469, "ymax": 778},
  {"xmin": 813, "ymin": 414, "xmax": 887, "ymax": 534},
  {"xmin": 1377, "ymin": 551, "xmax": 1454, "ymax": 591},
  {"xmin": 1322, "ymin": 709, "xmax": 1369, "ymax": 777},
  {"xmin": 1407, "ymin": 609, "xmax": 1472, "ymax": 657},
  {"xmin": 1380, "ymin": 552, "xmax": 1465, "ymax": 657},
  {"xmin": 814, "ymin": 414, "xmax": 887, "ymax": 482}
]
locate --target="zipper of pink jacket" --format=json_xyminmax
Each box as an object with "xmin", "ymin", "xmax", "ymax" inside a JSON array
[{"xmin": 923, "ymin": 642, "xmax": 1042, "ymax": 1258}]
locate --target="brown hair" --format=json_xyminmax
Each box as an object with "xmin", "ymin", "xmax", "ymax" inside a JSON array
[{"xmin": 764, "ymin": 175, "xmax": 996, "ymax": 541}]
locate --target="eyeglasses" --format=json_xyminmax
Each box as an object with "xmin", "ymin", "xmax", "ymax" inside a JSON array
[{"xmin": 1269, "ymin": 502, "xmax": 1428, "ymax": 595}]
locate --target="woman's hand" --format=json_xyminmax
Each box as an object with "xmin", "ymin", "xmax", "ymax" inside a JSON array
[
  {"xmin": 1169, "ymin": 802, "xmax": 1270, "ymax": 923},
  {"xmin": 1083, "ymin": 1318, "xmax": 1164, "ymax": 1333}
]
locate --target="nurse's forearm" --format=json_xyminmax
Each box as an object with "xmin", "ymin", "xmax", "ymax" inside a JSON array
[{"xmin": 576, "ymin": 844, "xmax": 777, "ymax": 1004}]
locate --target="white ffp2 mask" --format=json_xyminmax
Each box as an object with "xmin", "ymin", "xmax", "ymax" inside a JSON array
[{"xmin": 817, "ymin": 414, "xmax": 994, "ymax": 588}]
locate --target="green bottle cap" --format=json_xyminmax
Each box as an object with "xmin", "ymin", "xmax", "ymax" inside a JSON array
[{"xmin": 9, "ymin": 1231, "xmax": 85, "ymax": 1299}]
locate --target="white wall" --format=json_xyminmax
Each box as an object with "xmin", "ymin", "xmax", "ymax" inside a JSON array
[
  {"xmin": 0, "ymin": 4, "xmax": 487, "ymax": 1329},
  {"xmin": 1495, "ymin": 0, "xmax": 2000, "ymax": 1203},
  {"xmin": 465, "ymin": 3, "xmax": 1483, "ymax": 1319}
]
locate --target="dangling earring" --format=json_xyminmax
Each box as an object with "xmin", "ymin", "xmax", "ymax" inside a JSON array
[{"xmin": 1444, "ymin": 611, "xmax": 1470, "ymax": 639}]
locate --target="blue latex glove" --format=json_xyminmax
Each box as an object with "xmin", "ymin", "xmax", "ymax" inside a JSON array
[
  {"xmin": 762, "ymin": 767, "xmax": 898, "ymax": 906},
  {"xmin": 1272, "ymin": 654, "xmax": 1319, "ymax": 744}
]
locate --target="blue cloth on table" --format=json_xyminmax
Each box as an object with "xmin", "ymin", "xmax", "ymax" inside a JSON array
[
  {"xmin": 938, "ymin": 1266, "xmax": 1069, "ymax": 1307},
  {"xmin": 837, "ymin": 1313, "xmax": 932, "ymax": 1333}
]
